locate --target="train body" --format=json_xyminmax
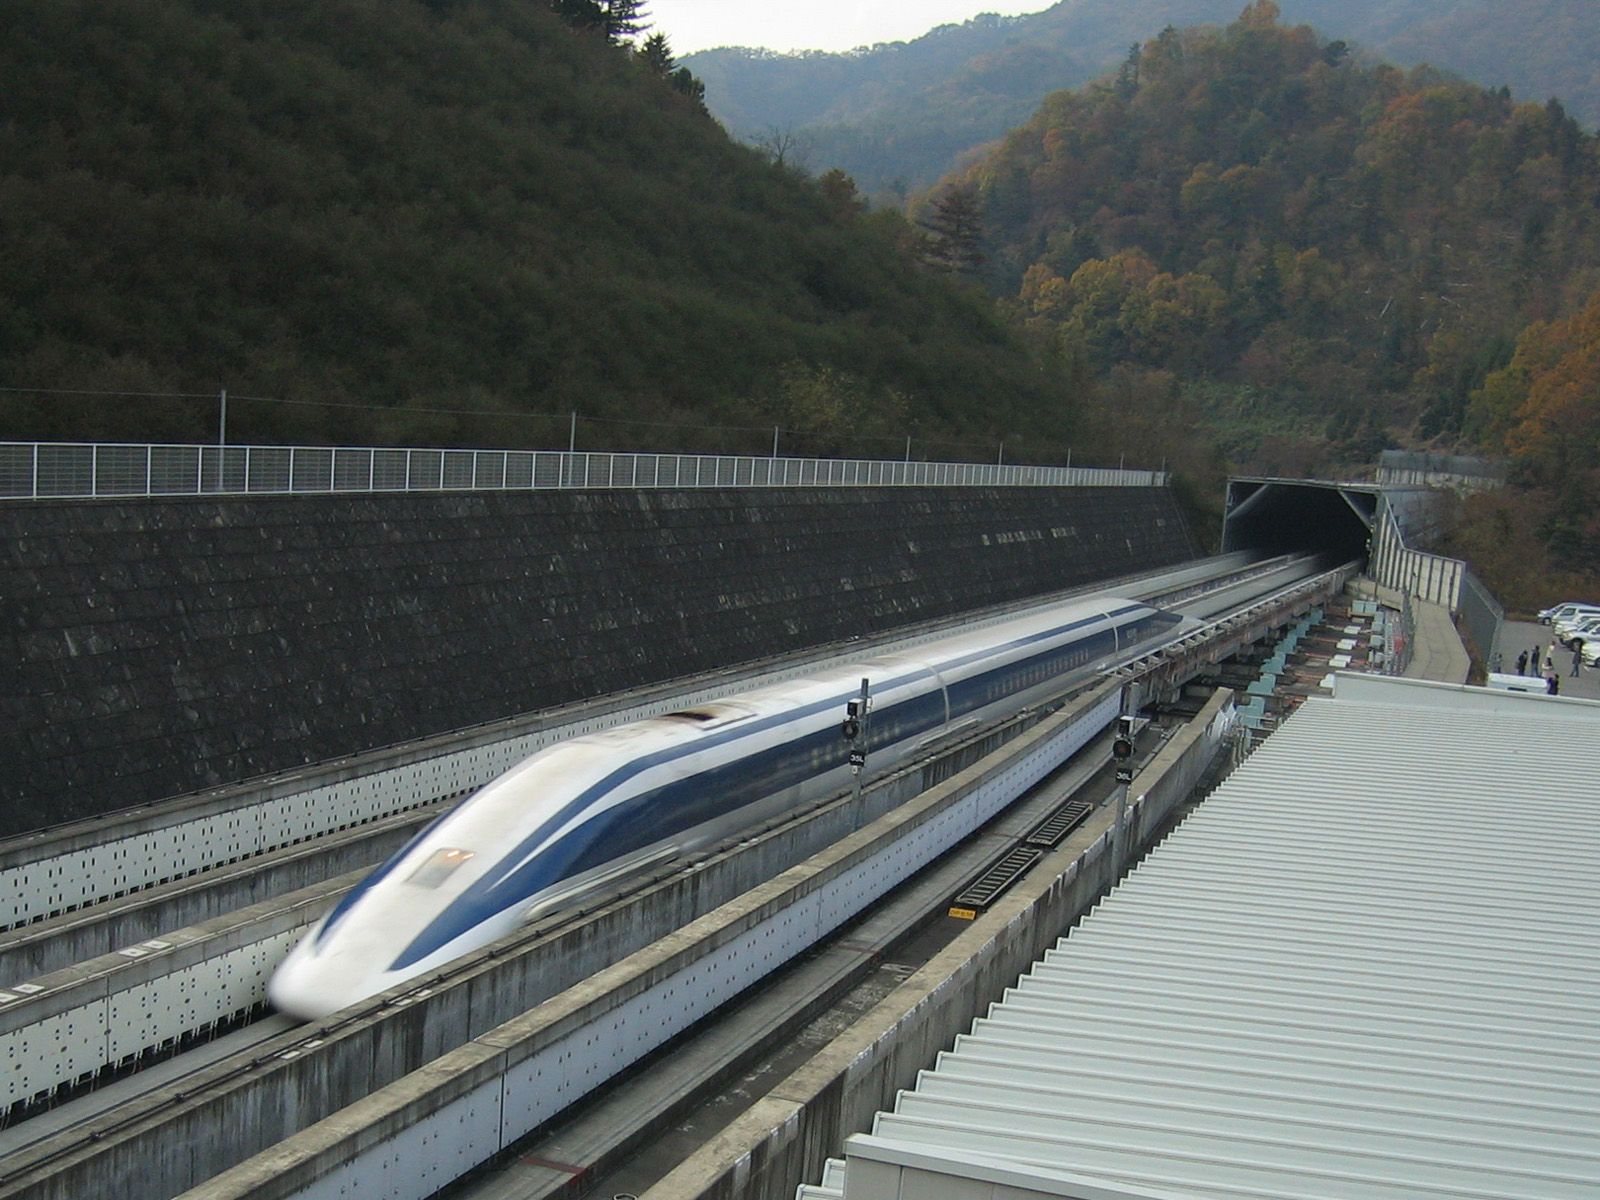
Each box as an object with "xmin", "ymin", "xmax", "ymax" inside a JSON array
[{"xmin": 268, "ymin": 595, "xmax": 1185, "ymax": 1020}]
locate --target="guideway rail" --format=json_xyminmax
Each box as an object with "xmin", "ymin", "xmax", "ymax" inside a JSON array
[{"xmin": 0, "ymin": 684, "xmax": 1125, "ymax": 1200}]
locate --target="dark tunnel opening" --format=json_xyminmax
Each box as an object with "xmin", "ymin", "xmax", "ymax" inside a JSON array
[{"xmin": 1221, "ymin": 480, "xmax": 1376, "ymax": 566}]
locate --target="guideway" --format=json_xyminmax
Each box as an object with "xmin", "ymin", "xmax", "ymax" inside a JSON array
[{"xmin": 0, "ymin": 556, "xmax": 1339, "ymax": 1200}]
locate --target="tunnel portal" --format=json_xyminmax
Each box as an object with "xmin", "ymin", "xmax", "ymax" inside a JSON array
[{"xmin": 1221, "ymin": 477, "xmax": 1378, "ymax": 565}]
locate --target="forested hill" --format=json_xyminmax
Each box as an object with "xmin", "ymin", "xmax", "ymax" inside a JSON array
[
  {"xmin": 687, "ymin": 0, "xmax": 1600, "ymax": 200},
  {"xmin": 0, "ymin": 0, "xmax": 1071, "ymax": 460},
  {"xmin": 949, "ymin": 3, "xmax": 1600, "ymax": 595},
  {"xmin": 959, "ymin": 5, "xmax": 1600, "ymax": 464}
]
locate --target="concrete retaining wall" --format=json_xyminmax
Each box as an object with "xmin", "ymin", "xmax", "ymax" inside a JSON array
[{"xmin": 2, "ymin": 486, "xmax": 1198, "ymax": 834}]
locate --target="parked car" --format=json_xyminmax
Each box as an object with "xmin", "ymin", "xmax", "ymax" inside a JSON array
[
  {"xmin": 1543, "ymin": 601, "xmax": 1600, "ymax": 626},
  {"xmin": 1582, "ymin": 641, "xmax": 1600, "ymax": 668},
  {"xmin": 1557, "ymin": 614, "xmax": 1600, "ymax": 648}
]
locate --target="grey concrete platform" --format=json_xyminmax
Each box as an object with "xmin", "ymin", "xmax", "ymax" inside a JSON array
[{"xmin": 1402, "ymin": 598, "xmax": 1471, "ymax": 684}]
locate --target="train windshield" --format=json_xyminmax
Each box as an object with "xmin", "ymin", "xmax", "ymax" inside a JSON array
[{"xmin": 406, "ymin": 847, "xmax": 476, "ymax": 888}]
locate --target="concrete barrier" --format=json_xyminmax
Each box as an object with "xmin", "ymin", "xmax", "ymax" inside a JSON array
[{"xmin": 0, "ymin": 811, "xmax": 429, "ymax": 985}]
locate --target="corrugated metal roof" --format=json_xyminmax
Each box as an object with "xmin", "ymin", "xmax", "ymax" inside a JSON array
[{"xmin": 841, "ymin": 676, "xmax": 1600, "ymax": 1200}]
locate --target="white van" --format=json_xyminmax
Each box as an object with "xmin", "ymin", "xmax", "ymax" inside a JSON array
[
  {"xmin": 1545, "ymin": 602, "xmax": 1600, "ymax": 628},
  {"xmin": 1486, "ymin": 672, "xmax": 1547, "ymax": 693}
]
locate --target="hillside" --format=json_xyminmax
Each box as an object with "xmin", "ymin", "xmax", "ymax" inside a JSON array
[
  {"xmin": 686, "ymin": 0, "xmax": 1600, "ymax": 199},
  {"xmin": 952, "ymin": 6, "xmax": 1600, "ymax": 471},
  {"xmin": 0, "ymin": 0, "xmax": 1073, "ymax": 462},
  {"xmin": 936, "ymin": 3, "xmax": 1600, "ymax": 593}
]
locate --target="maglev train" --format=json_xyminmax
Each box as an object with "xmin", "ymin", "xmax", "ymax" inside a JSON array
[{"xmin": 268, "ymin": 595, "xmax": 1186, "ymax": 1019}]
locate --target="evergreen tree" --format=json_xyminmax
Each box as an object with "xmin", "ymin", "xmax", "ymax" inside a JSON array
[
  {"xmin": 919, "ymin": 185, "xmax": 986, "ymax": 275},
  {"xmin": 638, "ymin": 32, "xmax": 674, "ymax": 76},
  {"xmin": 604, "ymin": 0, "xmax": 649, "ymax": 44},
  {"xmin": 551, "ymin": 0, "xmax": 644, "ymax": 44}
]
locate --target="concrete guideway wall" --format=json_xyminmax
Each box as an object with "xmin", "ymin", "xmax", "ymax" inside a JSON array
[
  {"xmin": 1, "ymin": 685, "xmax": 1125, "ymax": 1200},
  {"xmin": 2, "ymin": 485, "xmax": 1199, "ymax": 836},
  {"xmin": 644, "ymin": 687, "xmax": 1240, "ymax": 1200},
  {"xmin": 0, "ymin": 808, "xmax": 429, "ymax": 983},
  {"xmin": 1, "ymin": 698, "xmax": 642, "ymax": 932},
  {"xmin": 0, "ymin": 879, "xmax": 342, "ymax": 1112}
]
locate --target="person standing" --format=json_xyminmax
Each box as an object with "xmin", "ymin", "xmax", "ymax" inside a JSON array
[
  {"xmin": 1533, "ymin": 646, "xmax": 1543, "ymax": 676},
  {"xmin": 1574, "ymin": 646, "xmax": 1584, "ymax": 677},
  {"xmin": 1517, "ymin": 650, "xmax": 1529, "ymax": 675}
]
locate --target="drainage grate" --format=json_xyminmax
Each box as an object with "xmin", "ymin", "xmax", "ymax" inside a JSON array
[
  {"xmin": 950, "ymin": 846, "xmax": 1043, "ymax": 913},
  {"xmin": 1025, "ymin": 799, "xmax": 1094, "ymax": 849}
]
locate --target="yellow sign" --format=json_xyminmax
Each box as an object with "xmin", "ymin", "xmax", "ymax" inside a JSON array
[{"xmin": 947, "ymin": 906, "xmax": 978, "ymax": 921}]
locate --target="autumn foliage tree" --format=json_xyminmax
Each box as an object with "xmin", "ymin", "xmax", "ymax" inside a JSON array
[
  {"xmin": 1443, "ymin": 288, "xmax": 1600, "ymax": 594},
  {"xmin": 1472, "ymin": 291, "xmax": 1600, "ymax": 483}
]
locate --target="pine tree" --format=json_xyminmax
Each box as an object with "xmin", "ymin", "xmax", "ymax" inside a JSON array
[
  {"xmin": 603, "ymin": 0, "xmax": 648, "ymax": 44},
  {"xmin": 638, "ymin": 32, "xmax": 674, "ymax": 75},
  {"xmin": 919, "ymin": 185, "xmax": 986, "ymax": 275}
]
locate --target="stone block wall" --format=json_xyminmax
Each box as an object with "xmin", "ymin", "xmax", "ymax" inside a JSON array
[{"xmin": 0, "ymin": 486, "xmax": 1199, "ymax": 835}]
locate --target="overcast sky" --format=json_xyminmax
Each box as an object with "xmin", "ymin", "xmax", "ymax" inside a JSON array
[{"xmin": 645, "ymin": 1, "xmax": 1052, "ymax": 56}]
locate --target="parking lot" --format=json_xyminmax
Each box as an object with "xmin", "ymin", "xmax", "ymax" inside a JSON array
[{"xmin": 1499, "ymin": 616, "xmax": 1600, "ymax": 700}]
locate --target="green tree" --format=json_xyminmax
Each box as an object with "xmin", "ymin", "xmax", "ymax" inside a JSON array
[
  {"xmin": 919, "ymin": 184, "xmax": 985, "ymax": 275},
  {"xmin": 817, "ymin": 169, "xmax": 864, "ymax": 223},
  {"xmin": 638, "ymin": 32, "xmax": 674, "ymax": 75},
  {"xmin": 603, "ymin": 0, "xmax": 649, "ymax": 45}
]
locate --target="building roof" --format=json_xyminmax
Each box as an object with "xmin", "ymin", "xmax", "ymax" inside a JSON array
[{"xmin": 836, "ymin": 674, "xmax": 1600, "ymax": 1200}]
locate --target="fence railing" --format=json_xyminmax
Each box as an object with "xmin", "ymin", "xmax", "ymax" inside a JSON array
[
  {"xmin": 1369, "ymin": 489, "xmax": 1505, "ymax": 672},
  {"xmin": 0, "ymin": 442, "xmax": 1167, "ymax": 500}
]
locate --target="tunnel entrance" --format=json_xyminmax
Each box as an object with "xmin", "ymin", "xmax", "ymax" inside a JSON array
[{"xmin": 1221, "ymin": 478, "xmax": 1378, "ymax": 565}]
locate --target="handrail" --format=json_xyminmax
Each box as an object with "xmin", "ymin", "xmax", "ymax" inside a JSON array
[{"xmin": 0, "ymin": 442, "xmax": 1167, "ymax": 499}]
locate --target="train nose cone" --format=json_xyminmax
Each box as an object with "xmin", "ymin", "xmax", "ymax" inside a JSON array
[
  {"xmin": 267, "ymin": 952, "xmax": 341, "ymax": 1022},
  {"xmin": 267, "ymin": 936, "xmax": 382, "ymax": 1022}
]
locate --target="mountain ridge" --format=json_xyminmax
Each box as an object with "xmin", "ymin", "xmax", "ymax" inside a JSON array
[{"xmin": 685, "ymin": 0, "xmax": 1600, "ymax": 198}]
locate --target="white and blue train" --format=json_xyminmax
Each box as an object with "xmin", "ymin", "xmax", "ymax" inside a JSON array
[{"xmin": 268, "ymin": 595, "xmax": 1186, "ymax": 1020}]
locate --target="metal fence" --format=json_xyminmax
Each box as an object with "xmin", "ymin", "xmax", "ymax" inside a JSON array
[
  {"xmin": 1459, "ymin": 569, "xmax": 1506, "ymax": 672},
  {"xmin": 0, "ymin": 442, "xmax": 1167, "ymax": 500},
  {"xmin": 1369, "ymin": 489, "xmax": 1504, "ymax": 672},
  {"xmin": 1369, "ymin": 491, "xmax": 1465, "ymax": 609}
]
